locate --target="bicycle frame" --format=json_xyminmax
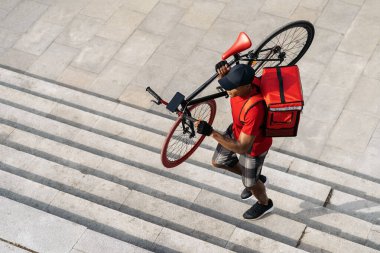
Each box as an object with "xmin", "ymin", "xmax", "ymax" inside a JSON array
[{"xmin": 146, "ymin": 47, "xmax": 284, "ymax": 116}]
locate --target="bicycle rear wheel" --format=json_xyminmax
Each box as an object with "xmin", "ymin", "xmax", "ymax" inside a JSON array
[
  {"xmin": 250, "ymin": 20, "xmax": 314, "ymax": 76},
  {"xmin": 161, "ymin": 100, "xmax": 217, "ymax": 168}
]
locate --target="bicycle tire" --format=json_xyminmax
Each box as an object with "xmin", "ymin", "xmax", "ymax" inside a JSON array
[
  {"xmin": 161, "ymin": 100, "xmax": 217, "ymax": 168},
  {"xmin": 250, "ymin": 20, "xmax": 314, "ymax": 76}
]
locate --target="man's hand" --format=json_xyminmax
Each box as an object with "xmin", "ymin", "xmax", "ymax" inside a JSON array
[
  {"xmin": 195, "ymin": 120, "xmax": 213, "ymax": 136},
  {"xmin": 215, "ymin": 60, "xmax": 230, "ymax": 79}
]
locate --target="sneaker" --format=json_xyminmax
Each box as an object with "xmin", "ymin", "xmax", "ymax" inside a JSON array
[
  {"xmin": 240, "ymin": 175, "xmax": 268, "ymax": 200},
  {"xmin": 243, "ymin": 199, "xmax": 274, "ymax": 220}
]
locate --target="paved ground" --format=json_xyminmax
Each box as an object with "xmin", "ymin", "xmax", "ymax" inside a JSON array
[
  {"xmin": 1, "ymin": 0, "xmax": 380, "ymax": 252},
  {"xmin": 1, "ymin": 0, "xmax": 379, "ymax": 180}
]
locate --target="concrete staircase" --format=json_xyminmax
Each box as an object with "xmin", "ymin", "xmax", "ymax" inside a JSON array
[{"xmin": 0, "ymin": 67, "xmax": 379, "ymax": 253}]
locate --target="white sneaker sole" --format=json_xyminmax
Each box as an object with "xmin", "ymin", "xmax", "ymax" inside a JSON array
[{"xmin": 249, "ymin": 206, "xmax": 274, "ymax": 220}]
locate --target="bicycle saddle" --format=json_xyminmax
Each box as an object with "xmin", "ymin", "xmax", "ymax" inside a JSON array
[{"xmin": 222, "ymin": 32, "xmax": 252, "ymax": 60}]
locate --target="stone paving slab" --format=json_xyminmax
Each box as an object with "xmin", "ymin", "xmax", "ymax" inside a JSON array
[
  {"xmin": 154, "ymin": 227, "xmax": 233, "ymax": 253},
  {"xmin": 140, "ymin": 2, "xmax": 184, "ymax": 36},
  {"xmin": 328, "ymin": 189, "xmax": 380, "ymax": 224},
  {"xmin": 199, "ymin": 18, "xmax": 247, "ymax": 54},
  {"xmin": 114, "ymin": 29, "xmax": 164, "ymax": 67},
  {"xmin": 49, "ymin": 192, "xmax": 234, "ymax": 253},
  {"xmin": 368, "ymin": 225, "xmax": 380, "ymax": 249},
  {"xmin": 1, "ymin": 137, "xmax": 132, "ymax": 209},
  {"xmin": 0, "ymin": 0, "xmax": 48, "ymax": 33},
  {"xmin": 316, "ymin": 0, "xmax": 360, "ymax": 34},
  {"xmin": 97, "ymin": 6, "xmax": 145, "ymax": 43},
  {"xmin": 346, "ymin": 76, "xmax": 380, "ymax": 117},
  {"xmin": 0, "ymin": 83, "xmax": 58, "ymax": 115},
  {"xmin": 193, "ymin": 189, "xmax": 306, "ymax": 246},
  {"xmin": 56, "ymin": 15, "xmax": 104, "ymax": 48},
  {"xmin": 122, "ymin": 0, "xmax": 159, "ymax": 14},
  {"xmin": 122, "ymin": 190, "xmax": 236, "ymax": 246},
  {"xmin": 90, "ymin": 60, "xmax": 140, "ymax": 97},
  {"xmin": 49, "ymin": 191, "xmax": 163, "ymax": 245},
  {"xmin": 289, "ymin": 159, "xmax": 380, "ymax": 202},
  {"xmin": 156, "ymin": 23, "xmax": 205, "ymax": 61},
  {"xmin": 57, "ymin": 66, "xmax": 98, "ymax": 90},
  {"xmin": 0, "ymin": 169, "xmax": 59, "ymax": 211},
  {"xmin": 0, "ymin": 123, "xmax": 14, "ymax": 142},
  {"xmin": 180, "ymin": 0, "xmax": 225, "ymax": 31},
  {"xmin": 0, "ymin": 240, "xmax": 30, "ymax": 253},
  {"xmin": 299, "ymin": 227, "xmax": 378, "ymax": 253},
  {"xmin": 327, "ymin": 109, "xmax": 379, "ymax": 153},
  {"xmin": 28, "ymin": 43, "xmax": 79, "ymax": 80},
  {"xmin": 226, "ymin": 227, "xmax": 308, "ymax": 253},
  {"xmin": 13, "ymin": 20, "xmax": 64, "ymax": 56},
  {"xmin": 72, "ymin": 229, "xmax": 153, "ymax": 253},
  {"xmin": 0, "ymin": 196, "xmax": 87, "ymax": 253},
  {"xmin": 72, "ymin": 36, "xmax": 121, "ymax": 74},
  {"xmin": 0, "ymin": 28, "xmax": 21, "ymax": 50},
  {"xmin": 0, "ymin": 0, "xmax": 22, "ymax": 12},
  {"xmin": 260, "ymin": 0, "xmax": 300, "ymax": 18},
  {"xmin": 0, "ymin": 49, "xmax": 38, "ymax": 71},
  {"xmin": 39, "ymin": 0, "xmax": 90, "ymax": 26},
  {"xmin": 80, "ymin": 0, "xmax": 124, "ymax": 21}
]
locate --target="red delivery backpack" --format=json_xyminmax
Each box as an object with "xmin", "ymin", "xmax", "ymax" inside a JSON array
[{"xmin": 240, "ymin": 65, "xmax": 304, "ymax": 137}]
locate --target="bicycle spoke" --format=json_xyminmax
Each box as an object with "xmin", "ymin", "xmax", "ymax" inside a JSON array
[{"xmin": 162, "ymin": 100, "xmax": 216, "ymax": 167}]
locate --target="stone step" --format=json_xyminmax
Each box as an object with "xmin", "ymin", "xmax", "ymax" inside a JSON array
[
  {"xmin": 0, "ymin": 69, "xmax": 378, "ymax": 251},
  {"xmin": 0, "ymin": 196, "xmax": 153, "ymax": 253},
  {"xmin": 0, "ymin": 195, "xmax": 86, "ymax": 253},
  {"xmin": 0, "ymin": 130, "xmax": 306, "ymax": 248},
  {"xmin": 1, "ymin": 106, "xmax": 379, "ymax": 250},
  {"xmin": 0, "ymin": 154, "xmax": 308, "ymax": 253},
  {"xmin": 1, "ymin": 83, "xmax": 379, "ymax": 224},
  {"xmin": 289, "ymin": 159, "xmax": 380, "ymax": 204},
  {"xmin": 0, "ymin": 82, "xmax": 332, "ymax": 206},
  {"xmin": 1, "ymin": 70, "xmax": 379, "ymax": 208},
  {"xmin": 0, "ymin": 240, "xmax": 30, "ymax": 253},
  {"xmin": 0, "ymin": 170, "xmax": 235, "ymax": 252},
  {"xmin": 327, "ymin": 190, "xmax": 380, "ymax": 224},
  {"xmin": 299, "ymin": 227, "xmax": 379, "ymax": 253},
  {"xmin": 2, "ymin": 148, "xmax": 377, "ymax": 253}
]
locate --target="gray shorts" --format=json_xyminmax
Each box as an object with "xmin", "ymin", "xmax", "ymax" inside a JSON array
[{"xmin": 212, "ymin": 124, "xmax": 267, "ymax": 188}]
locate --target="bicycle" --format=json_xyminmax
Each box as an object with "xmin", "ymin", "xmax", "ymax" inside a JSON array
[{"xmin": 146, "ymin": 20, "xmax": 315, "ymax": 168}]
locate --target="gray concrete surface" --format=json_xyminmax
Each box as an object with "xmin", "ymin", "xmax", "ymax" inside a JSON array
[
  {"xmin": 1, "ymin": 0, "xmax": 380, "ymax": 252},
  {"xmin": 1, "ymin": 0, "xmax": 379, "ymax": 178},
  {"xmin": 0, "ymin": 70, "xmax": 379, "ymax": 251}
]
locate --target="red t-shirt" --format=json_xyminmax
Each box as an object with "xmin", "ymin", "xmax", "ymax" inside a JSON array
[{"xmin": 230, "ymin": 79, "xmax": 272, "ymax": 157}]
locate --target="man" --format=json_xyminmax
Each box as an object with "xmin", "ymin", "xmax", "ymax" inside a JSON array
[{"xmin": 195, "ymin": 62, "xmax": 273, "ymax": 220}]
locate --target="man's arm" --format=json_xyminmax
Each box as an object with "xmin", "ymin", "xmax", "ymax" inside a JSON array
[
  {"xmin": 211, "ymin": 130, "xmax": 255, "ymax": 155},
  {"xmin": 195, "ymin": 120, "xmax": 255, "ymax": 154}
]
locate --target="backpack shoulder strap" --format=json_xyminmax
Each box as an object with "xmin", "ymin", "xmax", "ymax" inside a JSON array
[{"xmin": 239, "ymin": 94, "xmax": 265, "ymax": 124}]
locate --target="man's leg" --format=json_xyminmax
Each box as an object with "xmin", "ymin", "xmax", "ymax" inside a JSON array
[
  {"xmin": 211, "ymin": 124, "xmax": 241, "ymax": 174},
  {"xmin": 212, "ymin": 161, "xmax": 241, "ymax": 175},
  {"xmin": 241, "ymin": 152, "xmax": 273, "ymax": 219},
  {"xmin": 249, "ymin": 180, "xmax": 268, "ymax": 205}
]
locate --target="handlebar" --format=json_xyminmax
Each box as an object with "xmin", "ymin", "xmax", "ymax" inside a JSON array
[{"xmin": 146, "ymin": 86, "xmax": 166, "ymax": 105}]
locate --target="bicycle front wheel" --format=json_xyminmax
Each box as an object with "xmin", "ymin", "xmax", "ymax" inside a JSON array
[
  {"xmin": 161, "ymin": 100, "xmax": 217, "ymax": 168},
  {"xmin": 251, "ymin": 20, "xmax": 314, "ymax": 76}
]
